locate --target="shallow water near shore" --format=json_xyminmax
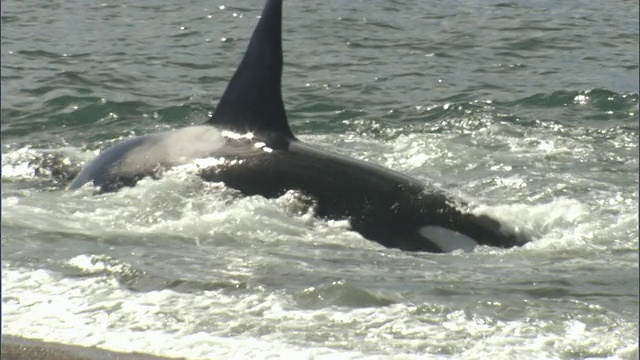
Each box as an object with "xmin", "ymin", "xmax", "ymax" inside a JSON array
[{"xmin": 1, "ymin": 0, "xmax": 638, "ymax": 359}]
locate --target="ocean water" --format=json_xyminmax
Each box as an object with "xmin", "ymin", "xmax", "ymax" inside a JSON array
[{"xmin": 1, "ymin": 0, "xmax": 638, "ymax": 359}]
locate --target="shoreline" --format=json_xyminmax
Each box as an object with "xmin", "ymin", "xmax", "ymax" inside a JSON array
[{"xmin": 1, "ymin": 335, "xmax": 185, "ymax": 360}]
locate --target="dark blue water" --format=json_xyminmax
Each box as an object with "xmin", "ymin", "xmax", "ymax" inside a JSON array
[{"xmin": 2, "ymin": 1, "xmax": 638, "ymax": 359}]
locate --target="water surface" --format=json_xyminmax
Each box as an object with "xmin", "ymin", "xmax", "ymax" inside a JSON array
[{"xmin": 2, "ymin": 0, "xmax": 638, "ymax": 359}]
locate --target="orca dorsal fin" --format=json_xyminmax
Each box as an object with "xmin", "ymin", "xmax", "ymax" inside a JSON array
[{"xmin": 207, "ymin": 0, "xmax": 294, "ymax": 139}]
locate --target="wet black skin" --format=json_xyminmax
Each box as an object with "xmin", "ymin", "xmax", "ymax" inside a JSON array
[
  {"xmin": 198, "ymin": 134, "xmax": 528, "ymax": 253},
  {"xmin": 67, "ymin": 0, "xmax": 530, "ymax": 252}
]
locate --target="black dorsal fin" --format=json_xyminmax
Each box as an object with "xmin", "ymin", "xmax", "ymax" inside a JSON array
[{"xmin": 207, "ymin": 0, "xmax": 294, "ymax": 139}]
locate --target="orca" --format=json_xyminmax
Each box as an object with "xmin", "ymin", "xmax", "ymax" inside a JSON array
[{"xmin": 67, "ymin": 0, "xmax": 529, "ymax": 253}]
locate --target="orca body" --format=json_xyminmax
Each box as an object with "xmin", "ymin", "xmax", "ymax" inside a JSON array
[{"xmin": 67, "ymin": 0, "xmax": 529, "ymax": 252}]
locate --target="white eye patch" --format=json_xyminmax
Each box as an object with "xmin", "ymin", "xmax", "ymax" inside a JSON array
[{"xmin": 418, "ymin": 226, "xmax": 478, "ymax": 253}]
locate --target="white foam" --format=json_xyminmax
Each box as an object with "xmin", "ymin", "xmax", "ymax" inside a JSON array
[
  {"xmin": 0, "ymin": 266, "xmax": 416, "ymax": 360},
  {"xmin": 4, "ymin": 264, "xmax": 635, "ymax": 360}
]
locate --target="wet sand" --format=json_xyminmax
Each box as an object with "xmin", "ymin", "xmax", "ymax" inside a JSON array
[{"xmin": 1, "ymin": 335, "xmax": 185, "ymax": 360}]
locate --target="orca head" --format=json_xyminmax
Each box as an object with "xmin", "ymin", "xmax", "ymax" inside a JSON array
[
  {"xmin": 207, "ymin": 0, "xmax": 294, "ymax": 146},
  {"xmin": 417, "ymin": 226, "xmax": 478, "ymax": 253},
  {"xmin": 414, "ymin": 213, "xmax": 528, "ymax": 253}
]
